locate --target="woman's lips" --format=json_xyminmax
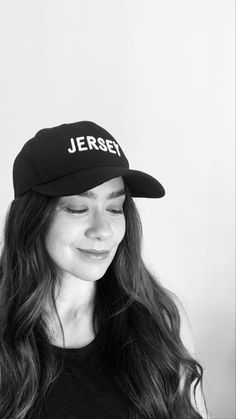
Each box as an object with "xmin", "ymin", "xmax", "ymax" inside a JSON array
[{"xmin": 77, "ymin": 248, "xmax": 110, "ymax": 261}]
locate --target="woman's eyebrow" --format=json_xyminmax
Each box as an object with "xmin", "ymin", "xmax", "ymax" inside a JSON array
[{"xmin": 76, "ymin": 188, "xmax": 126, "ymax": 200}]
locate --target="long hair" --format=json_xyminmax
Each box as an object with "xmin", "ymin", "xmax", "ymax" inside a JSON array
[{"xmin": 0, "ymin": 183, "xmax": 207, "ymax": 419}]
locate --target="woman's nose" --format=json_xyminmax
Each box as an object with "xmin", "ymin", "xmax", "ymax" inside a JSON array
[{"xmin": 85, "ymin": 211, "xmax": 113, "ymax": 240}]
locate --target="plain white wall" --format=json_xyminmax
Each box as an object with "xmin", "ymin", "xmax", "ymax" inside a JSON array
[{"xmin": 0, "ymin": 1, "xmax": 234, "ymax": 417}]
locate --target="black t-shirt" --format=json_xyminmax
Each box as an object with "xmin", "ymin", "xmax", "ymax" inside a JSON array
[{"xmin": 30, "ymin": 336, "xmax": 129, "ymax": 419}]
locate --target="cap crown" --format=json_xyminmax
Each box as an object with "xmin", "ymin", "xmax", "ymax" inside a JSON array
[{"xmin": 13, "ymin": 121, "xmax": 129, "ymax": 197}]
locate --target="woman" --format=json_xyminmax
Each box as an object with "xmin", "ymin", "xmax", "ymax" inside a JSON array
[{"xmin": 0, "ymin": 121, "xmax": 209, "ymax": 418}]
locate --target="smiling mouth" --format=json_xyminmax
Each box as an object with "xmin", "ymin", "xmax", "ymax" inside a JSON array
[
  {"xmin": 79, "ymin": 249, "xmax": 110, "ymax": 254},
  {"xmin": 77, "ymin": 248, "xmax": 110, "ymax": 261}
]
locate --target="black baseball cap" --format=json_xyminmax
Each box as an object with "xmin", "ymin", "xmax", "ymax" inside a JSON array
[{"xmin": 13, "ymin": 121, "xmax": 165, "ymax": 199}]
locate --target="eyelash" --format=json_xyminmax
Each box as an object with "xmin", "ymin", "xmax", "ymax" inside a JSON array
[{"xmin": 65, "ymin": 208, "xmax": 124, "ymax": 215}]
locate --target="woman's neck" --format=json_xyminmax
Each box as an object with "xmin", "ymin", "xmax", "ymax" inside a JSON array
[{"xmin": 44, "ymin": 276, "xmax": 97, "ymax": 347}]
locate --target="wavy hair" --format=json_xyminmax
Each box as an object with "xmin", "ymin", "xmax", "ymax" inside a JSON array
[{"xmin": 0, "ymin": 182, "xmax": 207, "ymax": 418}]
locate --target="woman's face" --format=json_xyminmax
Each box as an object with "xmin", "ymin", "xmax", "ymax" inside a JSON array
[{"xmin": 45, "ymin": 176, "xmax": 126, "ymax": 282}]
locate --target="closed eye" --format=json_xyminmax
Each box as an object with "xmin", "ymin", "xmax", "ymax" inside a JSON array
[
  {"xmin": 109, "ymin": 209, "xmax": 123, "ymax": 214},
  {"xmin": 65, "ymin": 208, "xmax": 123, "ymax": 214},
  {"xmin": 65, "ymin": 208, "xmax": 87, "ymax": 214}
]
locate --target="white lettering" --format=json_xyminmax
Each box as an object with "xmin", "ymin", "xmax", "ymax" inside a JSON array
[
  {"xmin": 106, "ymin": 139, "xmax": 116, "ymax": 154},
  {"xmin": 113, "ymin": 142, "xmax": 121, "ymax": 156},
  {"xmin": 68, "ymin": 138, "xmax": 77, "ymax": 153},
  {"xmin": 76, "ymin": 137, "xmax": 88, "ymax": 151},
  {"xmin": 87, "ymin": 136, "xmax": 99, "ymax": 150},
  {"xmin": 67, "ymin": 136, "xmax": 121, "ymax": 157},
  {"xmin": 97, "ymin": 137, "xmax": 108, "ymax": 152}
]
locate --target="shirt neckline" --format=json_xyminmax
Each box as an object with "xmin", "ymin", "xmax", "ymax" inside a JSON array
[{"xmin": 50, "ymin": 333, "xmax": 98, "ymax": 355}]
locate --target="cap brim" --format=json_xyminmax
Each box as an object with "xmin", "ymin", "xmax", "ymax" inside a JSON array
[{"xmin": 32, "ymin": 167, "xmax": 165, "ymax": 198}]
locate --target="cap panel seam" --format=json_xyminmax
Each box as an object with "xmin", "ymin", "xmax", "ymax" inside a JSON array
[
  {"xmin": 39, "ymin": 163, "xmax": 128, "ymax": 185},
  {"xmin": 31, "ymin": 165, "xmax": 129, "ymax": 187},
  {"xmin": 31, "ymin": 138, "xmax": 46, "ymax": 181}
]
